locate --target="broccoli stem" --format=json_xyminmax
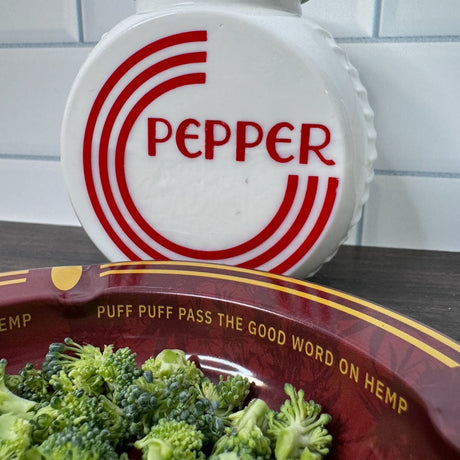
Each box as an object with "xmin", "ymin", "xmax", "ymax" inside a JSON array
[
  {"xmin": 230, "ymin": 398, "xmax": 270, "ymax": 430},
  {"xmin": 0, "ymin": 359, "xmax": 36, "ymax": 417}
]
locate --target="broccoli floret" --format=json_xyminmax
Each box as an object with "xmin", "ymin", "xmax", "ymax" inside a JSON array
[
  {"xmin": 125, "ymin": 357, "xmax": 249, "ymax": 445},
  {"xmin": 0, "ymin": 412, "xmax": 34, "ymax": 459},
  {"xmin": 139, "ymin": 349, "xmax": 205, "ymax": 405},
  {"xmin": 197, "ymin": 374, "xmax": 251, "ymax": 418},
  {"xmin": 4, "ymin": 374, "xmax": 22, "ymax": 394},
  {"xmin": 210, "ymin": 454, "xmax": 266, "ymax": 460},
  {"xmin": 0, "ymin": 361, "xmax": 42, "ymax": 458},
  {"xmin": 99, "ymin": 345, "xmax": 141, "ymax": 400},
  {"xmin": 29, "ymin": 397, "xmax": 67, "ymax": 444},
  {"xmin": 30, "ymin": 389, "xmax": 128, "ymax": 451},
  {"xmin": 43, "ymin": 338, "xmax": 141, "ymax": 400},
  {"xmin": 167, "ymin": 379, "xmax": 226, "ymax": 446},
  {"xmin": 115, "ymin": 380, "xmax": 159, "ymax": 438},
  {"xmin": 33, "ymin": 390, "xmax": 129, "ymax": 458},
  {"xmin": 210, "ymin": 398, "xmax": 272, "ymax": 460},
  {"xmin": 214, "ymin": 374, "xmax": 252, "ymax": 412},
  {"xmin": 11, "ymin": 363, "xmax": 52, "ymax": 405},
  {"xmin": 207, "ymin": 454, "xmax": 242, "ymax": 460},
  {"xmin": 140, "ymin": 352, "xmax": 250, "ymax": 446},
  {"xmin": 116, "ymin": 351, "xmax": 249, "ymax": 445},
  {"xmin": 141, "ymin": 349, "xmax": 197, "ymax": 378},
  {"xmin": 134, "ymin": 418, "xmax": 205, "ymax": 460},
  {"xmin": 267, "ymin": 384, "xmax": 332, "ymax": 460},
  {"xmin": 43, "ymin": 338, "xmax": 107, "ymax": 395},
  {"xmin": 116, "ymin": 349, "xmax": 206, "ymax": 438},
  {"xmin": 37, "ymin": 425, "xmax": 121, "ymax": 460},
  {"xmin": 167, "ymin": 374, "xmax": 251, "ymax": 447},
  {"xmin": 0, "ymin": 359, "xmax": 36, "ymax": 418}
]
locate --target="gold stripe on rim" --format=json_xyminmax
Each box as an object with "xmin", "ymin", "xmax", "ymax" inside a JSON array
[
  {"xmin": 0, "ymin": 270, "xmax": 29, "ymax": 278},
  {"xmin": 0, "ymin": 278, "xmax": 27, "ymax": 287},
  {"xmin": 100, "ymin": 261, "xmax": 460, "ymax": 354},
  {"xmin": 0, "ymin": 269, "xmax": 29, "ymax": 287},
  {"xmin": 99, "ymin": 264, "xmax": 459, "ymax": 368}
]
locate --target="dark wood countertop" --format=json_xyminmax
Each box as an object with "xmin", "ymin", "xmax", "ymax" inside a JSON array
[{"xmin": 1, "ymin": 220, "xmax": 459, "ymax": 341}]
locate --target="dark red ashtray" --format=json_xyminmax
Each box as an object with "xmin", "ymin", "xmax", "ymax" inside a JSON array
[{"xmin": 1, "ymin": 261, "xmax": 459, "ymax": 459}]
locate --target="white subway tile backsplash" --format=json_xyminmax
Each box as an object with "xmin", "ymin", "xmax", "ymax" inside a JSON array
[
  {"xmin": 0, "ymin": 158, "xmax": 79, "ymax": 226},
  {"xmin": 303, "ymin": 0, "xmax": 375, "ymax": 38},
  {"xmin": 0, "ymin": 47, "xmax": 91, "ymax": 158},
  {"xmin": 380, "ymin": 0, "xmax": 460, "ymax": 37},
  {"xmin": 342, "ymin": 41, "xmax": 460, "ymax": 175},
  {"xmin": 362, "ymin": 174, "xmax": 460, "ymax": 251},
  {"xmin": 81, "ymin": 0, "xmax": 136, "ymax": 42},
  {"xmin": 0, "ymin": 0, "xmax": 459, "ymax": 254},
  {"xmin": 80, "ymin": 0, "xmax": 377, "ymax": 41},
  {"xmin": 0, "ymin": 0, "xmax": 79, "ymax": 44}
]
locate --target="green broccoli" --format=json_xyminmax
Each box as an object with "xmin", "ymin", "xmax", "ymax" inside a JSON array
[
  {"xmin": 116, "ymin": 349, "xmax": 206, "ymax": 438},
  {"xmin": 115, "ymin": 379, "xmax": 159, "ymax": 438},
  {"xmin": 10, "ymin": 363, "xmax": 52, "ymax": 405},
  {"xmin": 207, "ymin": 454, "xmax": 243, "ymax": 460},
  {"xmin": 210, "ymin": 398, "xmax": 272, "ymax": 460},
  {"xmin": 99, "ymin": 345, "xmax": 141, "ymax": 400},
  {"xmin": 144, "ymin": 352, "xmax": 249, "ymax": 436},
  {"xmin": 139, "ymin": 349, "xmax": 204, "ymax": 397},
  {"xmin": 166, "ymin": 378, "xmax": 227, "ymax": 446},
  {"xmin": 43, "ymin": 338, "xmax": 140, "ymax": 399},
  {"xmin": 31, "ymin": 390, "xmax": 129, "ymax": 459},
  {"xmin": 4, "ymin": 373, "xmax": 22, "ymax": 394},
  {"xmin": 0, "ymin": 359, "xmax": 36, "ymax": 418},
  {"xmin": 30, "ymin": 389, "xmax": 128, "ymax": 447},
  {"xmin": 29, "ymin": 399, "xmax": 65, "ymax": 444},
  {"xmin": 166, "ymin": 373, "xmax": 251, "ymax": 447},
  {"xmin": 134, "ymin": 418, "xmax": 205, "ymax": 460},
  {"xmin": 1, "ymin": 342, "xmax": 334, "ymax": 459},
  {"xmin": 202, "ymin": 374, "xmax": 251, "ymax": 415},
  {"xmin": 0, "ymin": 412, "xmax": 35, "ymax": 459},
  {"xmin": 141, "ymin": 349, "xmax": 197, "ymax": 378},
  {"xmin": 43, "ymin": 338, "xmax": 107, "ymax": 395},
  {"xmin": 37, "ymin": 425, "xmax": 121, "ymax": 460},
  {"xmin": 267, "ymin": 384, "xmax": 332, "ymax": 460},
  {"xmin": 0, "ymin": 360, "xmax": 43, "ymax": 459},
  {"xmin": 115, "ymin": 351, "xmax": 251, "ymax": 446}
]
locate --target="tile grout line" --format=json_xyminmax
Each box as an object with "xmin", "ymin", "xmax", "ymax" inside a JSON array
[
  {"xmin": 336, "ymin": 35, "xmax": 460, "ymax": 44},
  {"xmin": 0, "ymin": 42, "xmax": 96, "ymax": 49},
  {"xmin": 1, "ymin": 38, "xmax": 459, "ymax": 49},
  {"xmin": 75, "ymin": 0, "xmax": 85, "ymax": 43},
  {"xmin": 375, "ymin": 170, "xmax": 460, "ymax": 179},
  {"xmin": 0, "ymin": 154, "xmax": 60, "ymax": 162},
  {"xmin": 2, "ymin": 37, "xmax": 459, "ymax": 49},
  {"xmin": 372, "ymin": 0, "xmax": 383, "ymax": 38}
]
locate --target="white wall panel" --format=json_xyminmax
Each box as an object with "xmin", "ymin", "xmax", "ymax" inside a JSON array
[
  {"xmin": 303, "ymin": 0, "xmax": 376, "ymax": 38},
  {"xmin": 1, "ymin": 0, "xmax": 459, "ymax": 253},
  {"xmin": 0, "ymin": 47, "xmax": 91, "ymax": 157},
  {"xmin": 380, "ymin": 0, "xmax": 460, "ymax": 37},
  {"xmin": 0, "ymin": 0, "xmax": 79, "ymax": 43},
  {"xmin": 363, "ymin": 174, "xmax": 460, "ymax": 251},
  {"xmin": 0, "ymin": 158, "xmax": 79, "ymax": 226},
  {"xmin": 81, "ymin": 0, "xmax": 135, "ymax": 42},
  {"xmin": 342, "ymin": 41, "xmax": 460, "ymax": 175}
]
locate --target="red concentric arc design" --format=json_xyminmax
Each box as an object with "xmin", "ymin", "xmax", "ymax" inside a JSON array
[
  {"xmin": 84, "ymin": 31, "xmax": 208, "ymax": 260},
  {"xmin": 83, "ymin": 30, "xmax": 340, "ymax": 274}
]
